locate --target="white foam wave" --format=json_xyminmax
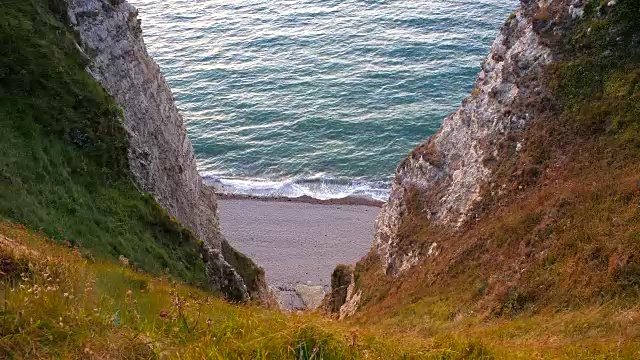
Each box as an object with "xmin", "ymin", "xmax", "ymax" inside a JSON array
[{"xmin": 203, "ymin": 175, "xmax": 390, "ymax": 202}]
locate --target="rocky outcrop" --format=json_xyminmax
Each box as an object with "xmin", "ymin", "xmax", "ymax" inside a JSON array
[
  {"xmin": 373, "ymin": 0, "xmax": 583, "ymax": 277},
  {"xmin": 62, "ymin": 0, "xmax": 268, "ymax": 302},
  {"xmin": 294, "ymin": 284, "xmax": 326, "ymax": 310},
  {"xmin": 322, "ymin": 265, "xmax": 354, "ymax": 314}
]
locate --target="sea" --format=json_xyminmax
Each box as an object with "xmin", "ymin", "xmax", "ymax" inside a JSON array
[{"xmin": 129, "ymin": 0, "xmax": 517, "ymax": 202}]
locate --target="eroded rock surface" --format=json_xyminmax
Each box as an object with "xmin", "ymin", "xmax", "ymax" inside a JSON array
[
  {"xmin": 322, "ymin": 265, "xmax": 354, "ymax": 314},
  {"xmin": 295, "ymin": 284, "xmax": 326, "ymax": 310},
  {"xmin": 371, "ymin": 0, "xmax": 583, "ymax": 277},
  {"xmin": 62, "ymin": 0, "xmax": 268, "ymax": 301}
]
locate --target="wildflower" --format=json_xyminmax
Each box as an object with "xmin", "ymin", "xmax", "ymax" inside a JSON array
[
  {"xmin": 63, "ymin": 292, "xmax": 69, "ymax": 298},
  {"xmin": 159, "ymin": 310, "xmax": 169, "ymax": 318},
  {"xmin": 126, "ymin": 290, "xmax": 132, "ymax": 297},
  {"xmin": 206, "ymin": 319, "xmax": 213, "ymax": 327}
]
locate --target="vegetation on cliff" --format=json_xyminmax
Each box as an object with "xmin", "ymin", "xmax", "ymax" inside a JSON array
[
  {"xmin": 0, "ymin": 220, "xmax": 470, "ymax": 359},
  {"xmin": 347, "ymin": 0, "xmax": 640, "ymax": 356},
  {"xmin": 2, "ymin": 0, "xmax": 640, "ymax": 358},
  {"xmin": 0, "ymin": 215, "xmax": 638, "ymax": 358},
  {"xmin": 0, "ymin": 0, "xmax": 207, "ymax": 286}
]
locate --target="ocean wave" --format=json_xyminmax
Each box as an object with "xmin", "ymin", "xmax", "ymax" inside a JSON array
[
  {"xmin": 203, "ymin": 174, "xmax": 390, "ymax": 202},
  {"xmin": 131, "ymin": 0, "xmax": 516, "ymax": 196}
]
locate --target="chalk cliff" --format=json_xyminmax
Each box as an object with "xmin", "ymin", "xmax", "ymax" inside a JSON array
[
  {"xmin": 372, "ymin": 0, "xmax": 582, "ymax": 277},
  {"xmin": 62, "ymin": 0, "xmax": 268, "ymax": 302}
]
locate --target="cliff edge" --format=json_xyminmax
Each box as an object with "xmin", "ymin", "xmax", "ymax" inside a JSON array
[
  {"xmin": 62, "ymin": 0, "xmax": 269, "ymax": 302},
  {"xmin": 374, "ymin": 0, "xmax": 557, "ymax": 276},
  {"xmin": 333, "ymin": 0, "xmax": 640, "ymax": 318}
]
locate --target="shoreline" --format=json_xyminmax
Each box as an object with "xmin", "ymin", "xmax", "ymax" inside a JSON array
[
  {"xmin": 217, "ymin": 198, "xmax": 379, "ymax": 309},
  {"xmin": 215, "ymin": 193, "xmax": 385, "ymax": 208}
]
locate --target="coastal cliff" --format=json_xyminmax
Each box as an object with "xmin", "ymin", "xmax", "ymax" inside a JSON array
[
  {"xmin": 334, "ymin": 0, "xmax": 640, "ymax": 318},
  {"xmin": 374, "ymin": 0, "xmax": 556, "ymax": 276},
  {"xmin": 61, "ymin": 0, "xmax": 268, "ymax": 302},
  {"xmin": 3, "ymin": 0, "xmax": 640, "ymax": 356}
]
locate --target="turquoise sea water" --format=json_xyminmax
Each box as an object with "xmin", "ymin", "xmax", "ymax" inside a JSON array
[{"xmin": 130, "ymin": 0, "xmax": 516, "ymax": 201}]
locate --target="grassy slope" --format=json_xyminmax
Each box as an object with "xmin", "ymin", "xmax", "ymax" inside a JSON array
[
  {"xmin": 2, "ymin": 0, "xmax": 640, "ymax": 358},
  {"xmin": 0, "ymin": 1, "xmax": 207, "ymax": 286},
  {"xmin": 0, "ymin": 220, "xmax": 638, "ymax": 359},
  {"xmin": 0, "ymin": 220, "xmax": 457, "ymax": 359},
  {"xmin": 348, "ymin": 0, "xmax": 640, "ymax": 357}
]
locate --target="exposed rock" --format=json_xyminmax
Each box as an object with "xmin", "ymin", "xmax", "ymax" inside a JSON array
[
  {"xmin": 276, "ymin": 285, "xmax": 307, "ymax": 311},
  {"xmin": 322, "ymin": 264, "xmax": 353, "ymax": 314},
  {"xmin": 373, "ymin": 0, "xmax": 582, "ymax": 276},
  {"xmin": 62, "ymin": 0, "xmax": 268, "ymax": 302},
  {"xmin": 339, "ymin": 281, "xmax": 361, "ymax": 320},
  {"xmin": 294, "ymin": 284, "xmax": 326, "ymax": 310}
]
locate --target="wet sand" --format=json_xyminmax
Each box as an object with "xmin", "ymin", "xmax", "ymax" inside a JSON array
[
  {"xmin": 217, "ymin": 199, "xmax": 379, "ymax": 308},
  {"xmin": 217, "ymin": 193, "xmax": 384, "ymax": 207}
]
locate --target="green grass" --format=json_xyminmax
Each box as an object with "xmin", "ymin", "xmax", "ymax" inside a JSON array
[
  {"xmin": 3, "ymin": 0, "xmax": 640, "ymax": 358},
  {"xmin": 5, "ymin": 220, "xmax": 640, "ymax": 359},
  {"xmin": 0, "ymin": 221, "xmax": 439, "ymax": 359},
  {"xmin": 0, "ymin": 0, "xmax": 207, "ymax": 286},
  {"xmin": 554, "ymin": 0, "xmax": 640, "ymax": 147}
]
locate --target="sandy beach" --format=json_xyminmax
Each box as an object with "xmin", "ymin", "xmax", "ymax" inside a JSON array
[{"xmin": 217, "ymin": 198, "xmax": 379, "ymax": 308}]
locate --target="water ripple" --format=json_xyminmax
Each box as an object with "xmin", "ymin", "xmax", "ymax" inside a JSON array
[{"xmin": 130, "ymin": 0, "xmax": 516, "ymax": 201}]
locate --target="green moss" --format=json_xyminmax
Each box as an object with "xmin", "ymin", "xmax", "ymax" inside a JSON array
[
  {"xmin": 505, "ymin": 11, "xmax": 516, "ymax": 24},
  {"xmin": 0, "ymin": 1, "xmax": 207, "ymax": 286}
]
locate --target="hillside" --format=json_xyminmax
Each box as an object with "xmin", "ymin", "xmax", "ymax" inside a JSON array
[
  {"xmin": 1, "ymin": 221, "xmax": 429, "ymax": 359},
  {"xmin": 0, "ymin": 212, "xmax": 639, "ymax": 358},
  {"xmin": 330, "ymin": 0, "xmax": 640, "ymax": 354},
  {"xmin": 0, "ymin": 0, "xmax": 268, "ymax": 302},
  {"xmin": 2, "ymin": 0, "xmax": 640, "ymax": 358},
  {"xmin": 0, "ymin": 0, "xmax": 209, "ymax": 286}
]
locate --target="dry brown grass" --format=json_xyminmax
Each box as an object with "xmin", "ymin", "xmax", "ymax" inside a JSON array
[
  {"xmin": 0, "ymin": 220, "xmax": 492, "ymax": 359},
  {"xmin": 347, "ymin": 2, "xmax": 640, "ymax": 357}
]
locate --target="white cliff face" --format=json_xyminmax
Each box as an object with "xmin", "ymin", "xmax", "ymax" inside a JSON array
[
  {"xmin": 63, "ymin": 0, "xmax": 265, "ymax": 301},
  {"xmin": 373, "ymin": 2, "xmax": 556, "ymax": 276}
]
